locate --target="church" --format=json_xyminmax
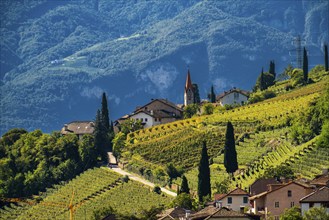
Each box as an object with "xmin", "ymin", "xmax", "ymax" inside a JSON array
[{"xmin": 184, "ymin": 69, "xmax": 195, "ymax": 106}]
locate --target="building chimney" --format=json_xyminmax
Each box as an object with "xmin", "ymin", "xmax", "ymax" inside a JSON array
[
  {"xmin": 215, "ymin": 201, "xmax": 222, "ymax": 208},
  {"xmin": 185, "ymin": 210, "xmax": 191, "ymax": 220}
]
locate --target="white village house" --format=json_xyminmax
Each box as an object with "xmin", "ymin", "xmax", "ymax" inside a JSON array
[
  {"xmin": 114, "ymin": 98, "xmax": 183, "ymax": 131},
  {"xmin": 216, "ymin": 88, "xmax": 249, "ymax": 106},
  {"xmin": 213, "ymin": 187, "xmax": 250, "ymax": 213}
]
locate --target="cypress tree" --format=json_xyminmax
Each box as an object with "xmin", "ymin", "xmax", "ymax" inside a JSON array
[
  {"xmin": 208, "ymin": 85, "xmax": 216, "ymax": 103},
  {"xmin": 269, "ymin": 60, "xmax": 276, "ymax": 84},
  {"xmin": 303, "ymin": 47, "xmax": 308, "ymax": 83},
  {"xmin": 224, "ymin": 121, "xmax": 238, "ymax": 175},
  {"xmin": 94, "ymin": 109, "xmax": 106, "ymax": 159},
  {"xmin": 259, "ymin": 71, "xmax": 265, "ymax": 91},
  {"xmin": 193, "ymin": 83, "xmax": 201, "ymax": 104},
  {"xmin": 180, "ymin": 175, "xmax": 190, "ymax": 194},
  {"xmin": 197, "ymin": 141, "xmax": 211, "ymax": 202},
  {"xmin": 325, "ymin": 43, "xmax": 328, "ymax": 72},
  {"xmin": 101, "ymin": 92, "xmax": 110, "ymax": 131}
]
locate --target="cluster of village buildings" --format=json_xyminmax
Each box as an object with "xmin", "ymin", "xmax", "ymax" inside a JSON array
[
  {"xmin": 60, "ymin": 69, "xmax": 249, "ymax": 136},
  {"xmin": 59, "ymin": 69, "xmax": 329, "ymax": 219},
  {"xmin": 157, "ymin": 172, "xmax": 329, "ymax": 220}
]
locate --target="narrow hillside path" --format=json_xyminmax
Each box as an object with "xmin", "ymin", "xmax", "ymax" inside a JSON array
[{"xmin": 109, "ymin": 166, "xmax": 177, "ymax": 197}]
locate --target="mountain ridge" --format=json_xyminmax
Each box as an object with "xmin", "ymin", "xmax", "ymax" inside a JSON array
[{"xmin": 1, "ymin": 0, "xmax": 328, "ymax": 134}]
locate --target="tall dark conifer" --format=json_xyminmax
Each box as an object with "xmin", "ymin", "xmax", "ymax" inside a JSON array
[
  {"xmin": 208, "ymin": 85, "xmax": 216, "ymax": 103},
  {"xmin": 180, "ymin": 175, "xmax": 190, "ymax": 194},
  {"xmin": 259, "ymin": 71, "xmax": 265, "ymax": 91},
  {"xmin": 269, "ymin": 60, "xmax": 276, "ymax": 80},
  {"xmin": 193, "ymin": 84, "xmax": 201, "ymax": 104},
  {"xmin": 197, "ymin": 141, "xmax": 211, "ymax": 202},
  {"xmin": 303, "ymin": 47, "xmax": 308, "ymax": 82},
  {"xmin": 101, "ymin": 92, "xmax": 110, "ymax": 131},
  {"xmin": 325, "ymin": 43, "xmax": 328, "ymax": 72},
  {"xmin": 94, "ymin": 109, "xmax": 106, "ymax": 159},
  {"xmin": 224, "ymin": 121, "xmax": 238, "ymax": 175}
]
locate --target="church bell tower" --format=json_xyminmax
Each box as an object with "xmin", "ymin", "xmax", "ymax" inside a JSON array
[{"xmin": 184, "ymin": 69, "xmax": 194, "ymax": 106}]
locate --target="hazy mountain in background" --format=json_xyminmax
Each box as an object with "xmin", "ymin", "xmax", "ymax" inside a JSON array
[{"xmin": 1, "ymin": 0, "xmax": 328, "ymax": 134}]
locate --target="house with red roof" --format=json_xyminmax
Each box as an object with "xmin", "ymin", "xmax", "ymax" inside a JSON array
[
  {"xmin": 249, "ymin": 180, "xmax": 314, "ymax": 220},
  {"xmin": 189, "ymin": 206, "xmax": 260, "ymax": 220},
  {"xmin": 213, "ymin": 188, "xmax": 250, "ymax": 212}
]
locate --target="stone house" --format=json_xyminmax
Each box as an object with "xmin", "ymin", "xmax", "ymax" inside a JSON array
[
  {"xmin": 60, "ymin": 121, "xmax": 94, "ymax": 139},
  {"xmin": 249, "ymin": 181, "xmax": 314, "ymax": 220},
  {"xmin": 216, "ymin": 88, "xmax": 249, "ymax": 106},
  {"xmin": 300, "ymin": 186, "xmax": 329, "ymax": 216},
  {"xmin": 213, "ymin": 188, "xmax": 250, "ymax": 212}
]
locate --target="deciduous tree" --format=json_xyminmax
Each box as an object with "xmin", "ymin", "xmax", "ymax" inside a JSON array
[{"xmin": 280, "ymin": 206, "xmax": 302, "ymax": 220}]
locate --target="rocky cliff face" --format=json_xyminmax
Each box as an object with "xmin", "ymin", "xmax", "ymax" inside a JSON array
[{"xmin": 0, "ymin": 0, "xmax": 328, "ymax": 134}]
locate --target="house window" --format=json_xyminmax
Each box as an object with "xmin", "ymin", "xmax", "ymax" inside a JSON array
[
  {"xmin": 159, "ymin": 118, "xmax": 162, "ymax": 122},
  {"xmin": 275, "ymin": 202, "xmax": 279, "ymax": 208},
  {"xmin": 145, "ymin": 118, "xmax": 148, "ymax": 122},
  {"xmin": 291, "ymin": 202, "xmax": 294, "ymax": 207},
  {"xmin": 310, "ymin": 202, "xmax": 314, "ymax": 208},
  {"xmin": 243, "ymin": 197, "xmax": 248, "ymax": 204},
  {"xmin": 155, "ymin": 118, "xmax": 157, "ymax": 122},
  {"xmin": 228, "ymin": 197, "xmax": 232, "ymax": 204},
  {"xmin": 288, "ymin": 190, "xmax": 292, "ymax": 197}
]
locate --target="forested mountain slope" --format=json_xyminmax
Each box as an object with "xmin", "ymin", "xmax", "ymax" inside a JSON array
[{"xmin": 1, "ymin": 0, "xmax": 328, "ymax": 134}]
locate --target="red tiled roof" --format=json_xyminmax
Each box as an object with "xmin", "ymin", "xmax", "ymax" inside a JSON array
[
  {"xmin": 310, "ymin": 174, "xmax": 329, "ymax": 186},
  {"xmin": 214, "ymin": 188, "xmax": 249, "ymax": 201},
  {"xmin": 206, "ymin": 207, "xmax": 251, "ymax": 219},
  {"xmin": 300, "ymin": 186, "xmax": 329, "ymax": 203},
  {"xmin": 190, "ymin": 207, "xmax": 257, "ymax": 220},
  {"xmin": 135, "ymin": 98, "xmax": 183, "ymax": 113},
  {"xmin": 157, "ymin": 207, "xmax": 195, "ymax": 220},
  {"xmin": 216, "ymin": 88, "xmax": 249, "ymax": 100},
  {"xmin": 249, "ymin": 181, "xmax": 312, "ymax": 200}
]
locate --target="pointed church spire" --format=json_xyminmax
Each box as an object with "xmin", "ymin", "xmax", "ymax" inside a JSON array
[
  {"xmin": 184, "ymin": 68, "xmax": 194, "ymax": 106},
  {"xmin": 185, "ymin": 68, "xmax": 193, "ymax": 92}
]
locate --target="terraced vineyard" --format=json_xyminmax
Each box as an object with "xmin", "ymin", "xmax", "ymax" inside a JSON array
[
  {"xmin": 289, "ymin": 145, "xmax": 329, "ymax": 179},
  {"xmin": 0, "ymin": 168, "xmax": 173, "ymax": 220},
  {"xmin": 231, "ymin": 137, "xmax": 318, "ymax": 190},
  {"xmin": 123, "ymin": 78, "xmax": 326, "ymax": 174},
  {"xmin": 176, "ymin": 128, "xmax": 293, "ymax": 192}
]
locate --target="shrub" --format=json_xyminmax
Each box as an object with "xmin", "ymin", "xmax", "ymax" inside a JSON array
[{"xmin": 153, "ymin": 185, "xmax": 161, "ymax": 194}]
